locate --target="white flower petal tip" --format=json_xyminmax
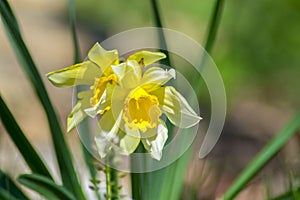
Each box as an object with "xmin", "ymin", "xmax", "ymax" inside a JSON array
[
  {"xmin": 162, "ymin": 86, "xmax": 202, "ymax": 128},
  {"xmin": 95, "ymin": 135, "xmax": 110, "ymax": 158},
  {"xmin": 168, "ymin": 68, "xmax": 176, "ymax": 79},
  {"xmin": 142, "ymin": 123, "xmax": 168, "ymax": 160},
  {"xmin": 150, "ymin": 150, "xmax": 163, "ymax": 161}
]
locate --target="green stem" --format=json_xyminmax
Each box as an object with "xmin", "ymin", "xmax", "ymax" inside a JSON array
[
  {"xmin": 105, "ymin": 165, "xmax": 112, "ymax": 200},
  {"xmin": 221, "ymin": 112, "xmax": 300, "ymax": 200},
  {"xmin": 105, "ymin": 153, "xmax": 119, "ymax": 200}
]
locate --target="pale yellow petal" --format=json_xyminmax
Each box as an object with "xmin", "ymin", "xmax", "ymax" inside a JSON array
[
  {"xmin": 141, "ymin": 67, "xmax": 175, "ymax": 92},
  {"xmin": 98, "ymin": 109, "xmax": 122, "ymax": 135},
  {"xmin": 88, "ymin": 43, "xmax": 118, "ymax": 72},
  {"xmin": 127, "ymin": 51, "xmax": 166, "ymax": 67},
  {"xmin": 67, "ymin": 90, "xmax": 93, "ymax": 132},
  {"xmin": 47, "ymin": 61, "xmax": 101, "ymax": 87},
  {"xmin": 161, "ymin": 86, "xmax": 202, "ymax": 128},
  {"xmin": 141, "ymin": 122, "xmax": 168, "ymax": 160},
  {"xmin": 111, "ymin": 62, "xmax": 127, "ymax": 87},
  {"xmin": 120, "ymin": 60, "xmax": 142, "ymax": 89},
  {"xmin": 119, "ymin": 125, "xmax": 140, "ymax": 154}
]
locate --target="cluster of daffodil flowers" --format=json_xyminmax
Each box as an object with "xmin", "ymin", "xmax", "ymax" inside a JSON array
[{"xmin": 47, "ymin": 43, "xmax": 201, "ymax": 160}]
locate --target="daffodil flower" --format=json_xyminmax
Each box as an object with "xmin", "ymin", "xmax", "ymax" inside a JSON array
[
  {"xmin": 47, "ymin": 43, "xmax": 201, "ymax": 160},
  {"xmin": 94, "ymin": 56, "xmax": 202, "ymax": 160}
]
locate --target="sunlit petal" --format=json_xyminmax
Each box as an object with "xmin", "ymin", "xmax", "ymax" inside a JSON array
[
  {"xmin": 119, "ymin": 125, "xmax": 140, "ymax": 154},
  {"xmin": 47, "ymin": 61, "xmax": 101, "ymax": 87},
  {"xmin": 161, "ymin": 86, "xmax": 202, "ymax": 128},
  {"xmin": 67, "ymin": 90, "xmax": 93, "ymax": 132},
  {"xmin": 141, "ymin": 122, "xmax": 168, "ymax": 160},
  {"xmin": 141, "ymin": 67, "xmax": 175, "ymax": 92},
  {"xmin": 128, "ymin": 51, "xmax": 166, "ymax": 67},
  {"xmin": 88, "ymin": 43, "xmax": 118, "ymax": 72}
]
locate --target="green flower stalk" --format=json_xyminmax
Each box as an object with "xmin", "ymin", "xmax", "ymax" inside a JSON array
[{"xmin": 47, "ymin": 43, "xmax": 201, "ymax": 160}]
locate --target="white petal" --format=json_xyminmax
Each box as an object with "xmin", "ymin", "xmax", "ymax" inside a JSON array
[
  {"xmin": 95, "ymin": 134, "xmax": 112, "ymax": 158},
  {"xmin": 141, "ymin": 123, "xmax": 168, "ymax": 160},
  {"xmin": 141, "ymin": 67, "xmax": 175, "ymax": 92},
  {"xmin": 111, "ymin": 63, "xmax": 127, "ymax": 83},
  {"xmin": 162, "ymin": 86, "xmax": 202, "ymax": 128},
  {"xmin": 94, "ymin": 112, "xmax": 123, "ymax": 158},
  {"xmin": 84, "ymin": 90, "xmax": 108, "ymax": 118}
]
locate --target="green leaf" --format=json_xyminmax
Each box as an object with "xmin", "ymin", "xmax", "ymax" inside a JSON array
[
  {"xmin": 0, "ymin": 169, "xmax": 29, "ymax": 200},
  {"xmin": 18, "ymin": 174, "xmax": 76, "ymax": 200},
  {"xmin": 0, "ymin": 96, "xmax": 52, "ymax": 179},
  {"xmin": 204, "ymin": 0, "xmax": 225, "ymax": 53},
  {"xmin": 221, "ymin": 112, "xmax": 300, "ymax": 200},
  {"xmin": 0, "ymin": 1, "xmax": 85, "ymax": 199},
  {"xmin": 150, "ymin": 0, "xmax": 171, "ymax": 67}
]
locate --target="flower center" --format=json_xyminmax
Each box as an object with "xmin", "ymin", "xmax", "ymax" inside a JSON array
[
  {"xmin": 90, "ymin": 74, "xmax": 117, "ymax": 106},
  {"xmin": 123, "ymin": 87, "xmax": 162, "ymax": 132}
]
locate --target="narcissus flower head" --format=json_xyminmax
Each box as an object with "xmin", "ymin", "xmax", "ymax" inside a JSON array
[{"xmin": 47, "ymin": 43, "xmax": 201, "ymax": 160}]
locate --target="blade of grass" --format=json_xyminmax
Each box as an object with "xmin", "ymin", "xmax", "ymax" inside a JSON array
[
  {"xmin": 0, "ymin": 1, "xmax": 85, "ymax": 199},
  {"xmin": 221, "ymin": 112, "xmax": 300, "ymax": 200},
  {"xmin": 0, "ymin": 96, "xmax": 52, "ymax": 179},
  {"xmin": 18, "ymin": 174, "xmax": 76, "ymax": 200},
  {"xmin": 204, "ymin": 0, "xmax": 225, "ymax": 53},
  {"xmin": 150, "ymin": 0, "xmax": 171, "ymax": 66},
  {"xmin": 0, "ymin": 169, "xmax": 29, "ymax": 200}
]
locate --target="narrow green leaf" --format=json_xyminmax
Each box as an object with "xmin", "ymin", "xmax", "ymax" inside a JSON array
[
  {"xmin": 0, "ymin": 1, "xmax": 85, "ymax": 199},
  {"xmin": 221, "ymin": 112, "xmax": 300, "ymax": 200},
  {"xmin": 0, "ymin": 169, "xmax": 29, "ymax": 200},
  {"xmin": 18, "ymin": 174, "xmax": 76, "ymax": 200},
  {"xmin": 0, "ymin": 189, "xmax": 19, "ymax": 200},
  {"xmin": 150, "ymin": 0, "xmax": 171, "ymax": 66},
  {"xmin": 204, "ymin": 0, "xmax": 225, "ymax": 53},
  {"xmin": 68, "ymin": 0, "xmax": 81, "ymax": 63},
  {"xmin": 0, "ymin": 96, "xmax": 53, "ymax": 179}
]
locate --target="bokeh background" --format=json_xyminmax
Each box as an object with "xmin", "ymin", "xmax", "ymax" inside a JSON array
[{"xmin": 1, "ymin": 0, "xmax": 300, "ymax": 199}]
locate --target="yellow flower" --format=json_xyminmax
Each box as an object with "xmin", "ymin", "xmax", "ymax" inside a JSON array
[
  {"xmin": 47, "ymin": 43, "xmax": 201, "ymax": 160},
  {"xmin": 95, "ymin": 57, "xmax": 202, "ymax": 160}
]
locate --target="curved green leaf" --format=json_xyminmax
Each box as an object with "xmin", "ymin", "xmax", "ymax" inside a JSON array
[
  {"xmin": 0, "ymin": 170, "xmax": 29, "ymax": 200},
  {"xmin": 0, "ymin": 1, "xmax": 85, "ymax": 199},
  {"xmin": 0, "ymin": 96, "xmax": 52, "ymax": 179},
  {"xmin": 18, "ymin": 174, "xmax": 76, "ymax": 200}
]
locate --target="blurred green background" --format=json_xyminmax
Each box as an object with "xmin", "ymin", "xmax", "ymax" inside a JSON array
[{"xmin": 0, "ymin": 0, "xmax": 300, "ymax": 199}]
